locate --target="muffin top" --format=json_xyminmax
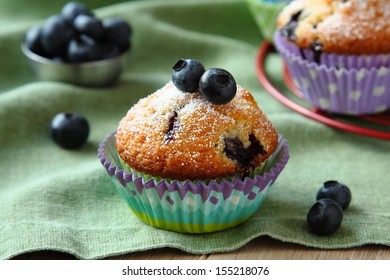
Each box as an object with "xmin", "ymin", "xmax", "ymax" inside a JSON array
[
  {"xmin": 116, "ymin": 82, "xmax": 278, "ymax": 181},
  {"xmin": 277, "ymin": 0, "xmax": 390, "ymax": 54}
]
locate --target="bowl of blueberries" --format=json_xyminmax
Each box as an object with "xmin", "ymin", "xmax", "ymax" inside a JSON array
[{"xmin": 22, "ymin": 2, "xmax": 132, "ymax": 87}]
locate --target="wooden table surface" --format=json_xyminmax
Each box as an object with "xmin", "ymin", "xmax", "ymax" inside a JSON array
[{"xmin": 12, "ymin": 236, "xmax": 390, "ymax": 260}]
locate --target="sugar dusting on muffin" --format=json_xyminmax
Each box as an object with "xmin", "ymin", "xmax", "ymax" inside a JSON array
[
  {"xmin": 277, "ymin": 0, "xmax": 390, "ymax": 54},
  {"xmin": 116, "ymin": 82, "xmax": 278, "ymax": 181}
]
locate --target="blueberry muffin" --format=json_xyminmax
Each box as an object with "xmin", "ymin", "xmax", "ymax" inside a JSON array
[
  {"xmin": 274, "ymin": 0, "xmax": 390, "ymax": 114},
  {"xmin": 99, "ymin": 59, "xmax": 289, "ymax": 233},
  {"xmin": 277, "ymin": 0, "xmax": 390, "ymax": 55}
]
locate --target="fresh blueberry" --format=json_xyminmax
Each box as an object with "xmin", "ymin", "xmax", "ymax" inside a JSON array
[
  {"xmin": 307, "ymin": 198, "xmax": 343, "ymax": 236},
  {"xmin": 172, "ymin": 58, "xmax": 205, "ymax": 93},
  {"xmin": 61, "ymin": 1, "xmax": 93, "ymax": 24},
  {"xmin": 50, "ymin": 112, "xmax": 90, "ymax": 149},
  {"xmin": 73, "ymin": 14, "xmax": 105, "ymax": 41},
  {"xmin": 40, "ymin": 14, "xmax": 74, "ymax": 57},
  {"xmin": 316, "ymin": 180, "xmax": 352, "ymax": 210},
  {"xmin": 199, "ymin": 68, "xmax": 237, "ymax": 105},
  {"xmin": 103, "ymin": 18, "xmax": 132, "ymax": 52},
  {"xmin": 66, "ymin": 35, "xmax": 102, "ymax": 62},
  {"xmin": 24, "ymin": 26, "xmax": 46, "ymax": 56}
]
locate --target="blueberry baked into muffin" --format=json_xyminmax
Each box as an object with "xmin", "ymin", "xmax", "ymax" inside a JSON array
[
  {"xmin": 99, "ymin": 59, "xmax": 289, "ymax": 233},
  {"xmin": 274, "ymin": 0, "xmax": 390, "ymax": 114}
]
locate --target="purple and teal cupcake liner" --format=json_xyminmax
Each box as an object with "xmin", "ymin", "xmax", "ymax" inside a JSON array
[
  {"xmin": 246, "ymin": 0, "xmax": 290, "ymax": 42},
  {"xmin": 98, "ymin": 131, "xmax": 289, "ymax": 233},
  {"xmin": 274, "ymin": 32, "xmax": 390, "ymax": 115}
]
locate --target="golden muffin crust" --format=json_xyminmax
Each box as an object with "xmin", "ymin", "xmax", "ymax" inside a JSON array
[
  {"xmin": 277, "ymin": 0, "xmax": 390, "ymax": 54},
  {"xmin": 116, "ymin": 82, "xmax": 278, "ymax": 181}
]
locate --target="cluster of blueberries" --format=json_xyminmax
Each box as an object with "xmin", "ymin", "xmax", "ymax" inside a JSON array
[
  {"xmin": 24, "ymin": 1, "xmax": 132, "ymax": 63},
  {"xmin": 307, "ymin": 180, "xmax": 352, "ymax": 236},
  {"xmin": 172, "ymin": 58, "xmax": 237, "ymax": 105}
]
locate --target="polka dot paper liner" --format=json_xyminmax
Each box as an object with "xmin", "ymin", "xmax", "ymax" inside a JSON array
[
  {"xmin": 98, "ymin": 131, "xmax": 289, "ymax": 233},
  {"xmin": 274, "ymin": 32, "xmax": 390, "ymax": 115}
]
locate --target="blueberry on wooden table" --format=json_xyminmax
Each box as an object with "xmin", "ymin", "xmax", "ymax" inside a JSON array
[
  {"xmin": 307, "ymin": 198, "xmax": 343, "ymax": 236},
  {"xmin": 316, "ymin": 180, "xmax": 352, "ymax": 210},
  {"xmin": 199, "ymin": 68, "xmax": 237, "ymax": 105},
  {"xmin": 172, "ymin": 58, "xmax": 205, "ymax": 93},
  {"xmin": 50, "ymin": 113, "xmax": 90, "ymax": 149}
]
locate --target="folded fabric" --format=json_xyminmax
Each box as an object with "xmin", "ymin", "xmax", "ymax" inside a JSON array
[{"xmin": 1, "ymin": 0, "xmax": 389, "ymax": 260}]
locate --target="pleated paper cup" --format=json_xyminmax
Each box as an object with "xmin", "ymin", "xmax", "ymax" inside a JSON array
[
  {"xmin": 274, "ymin": 32, "xmax": 390, "ymax": 115},
  {"xmin": 246, "ymin": 0, "xmax": 290, "ymax": 42},
  {"xmin": 277, "ymin": 32, "xmax": 390, "ymax": 69},
  {"xmin": 98, "ymin": 131, "xmax": 289, "ymax": 233}
]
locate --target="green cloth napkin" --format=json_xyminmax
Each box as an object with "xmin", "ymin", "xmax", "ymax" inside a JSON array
[{"xmin": 1, "ymin": 0, "xmax": 390, "ymax": 260}]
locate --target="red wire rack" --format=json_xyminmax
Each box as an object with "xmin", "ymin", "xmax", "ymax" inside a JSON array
[{"xmin": 256, "ymin": 41, "xmax": 390, "ymax": 141}]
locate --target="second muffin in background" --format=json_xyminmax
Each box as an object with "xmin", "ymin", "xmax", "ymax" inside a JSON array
[{"xmin": 275, "ymin": 0, "xmax": 390, "ymax": 115}]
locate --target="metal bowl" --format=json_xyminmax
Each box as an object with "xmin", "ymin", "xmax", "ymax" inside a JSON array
[{"xmin": 21, "ymin": 43, "xmax": 127, "ymax": 87}]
